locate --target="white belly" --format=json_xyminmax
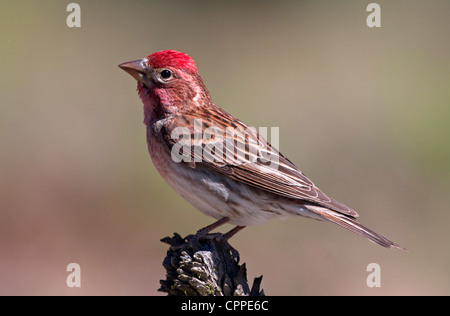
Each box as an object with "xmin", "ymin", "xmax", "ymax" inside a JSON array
[{"xmin": 146, "ymin": 134, "xmax": 287, "ymax": 226}]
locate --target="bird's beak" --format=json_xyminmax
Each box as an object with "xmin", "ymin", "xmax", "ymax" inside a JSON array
[{"xmin": 118, "ymin": 58, "xmax": 150, "ymax": 86}]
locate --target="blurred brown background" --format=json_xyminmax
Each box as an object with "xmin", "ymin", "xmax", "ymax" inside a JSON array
[{"xmin": 0, "ymin": 0, "xmax": 449, "ymax": 295}]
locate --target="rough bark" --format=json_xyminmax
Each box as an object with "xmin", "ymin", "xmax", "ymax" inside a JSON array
[{"xmin": 159, "ymin": 232, "xmax": 264, "ymax": 296}]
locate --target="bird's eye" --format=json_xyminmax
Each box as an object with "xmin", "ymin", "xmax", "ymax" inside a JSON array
[{"xmin": 160, "ymin": 69, "xmax": 173, "ymax": 80}]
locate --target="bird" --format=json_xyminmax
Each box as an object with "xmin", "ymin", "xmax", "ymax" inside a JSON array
[{"xmin": 119, "ymin": 49, "xmax": 405, "ymax": 250}]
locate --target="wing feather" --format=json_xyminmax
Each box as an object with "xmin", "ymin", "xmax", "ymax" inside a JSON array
[{"xmin": 157, "ymin": 105, "xmax": 358, "ymax": 218}]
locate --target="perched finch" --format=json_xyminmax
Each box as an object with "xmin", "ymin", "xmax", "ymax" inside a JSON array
[{"xmin": 119, "ymin": 50, "xmax": 405, "ymax": 250}]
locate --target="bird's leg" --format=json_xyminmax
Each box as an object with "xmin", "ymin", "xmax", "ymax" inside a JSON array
[
  {"xmin": 223, "ymin": 226, "xmax": 246, "ymax": 240},
  {"xmin": 196, "ymin": 217, "xmax": 230, "ymax": 236}
]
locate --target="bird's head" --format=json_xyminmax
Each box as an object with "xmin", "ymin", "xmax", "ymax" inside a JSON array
[{"xmin": 119, "ymin": 50, "xmax": 210, "ymax": 119}]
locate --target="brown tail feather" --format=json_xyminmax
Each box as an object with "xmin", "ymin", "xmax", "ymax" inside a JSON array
[{"xmin": 304, "ymin": 205, "xmax": 407, "ymax": 251}]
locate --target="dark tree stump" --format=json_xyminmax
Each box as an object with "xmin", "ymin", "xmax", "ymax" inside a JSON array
[{"xmin": 159, "ymin": 232, "xmax": 264, "ymax": 296}]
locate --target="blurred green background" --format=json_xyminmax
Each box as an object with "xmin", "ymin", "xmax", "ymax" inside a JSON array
[{"xmin": 1, "ymin": 0, "xmax": 449, "ymax": 295}]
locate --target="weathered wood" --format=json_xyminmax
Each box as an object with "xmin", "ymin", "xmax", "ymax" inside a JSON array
[{"xmin": 159, "ymin": 232, "xmax": 264, "ymax": 296}]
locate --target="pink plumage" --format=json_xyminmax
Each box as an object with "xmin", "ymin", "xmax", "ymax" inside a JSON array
[{"xmin": 147, "ymin": 50, "xmax": 197, "ymax": 73}]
